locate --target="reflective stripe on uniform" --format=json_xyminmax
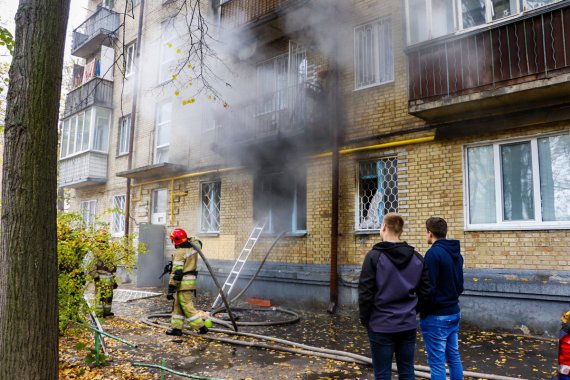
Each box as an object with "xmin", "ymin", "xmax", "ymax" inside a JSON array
[
  {"xmin": 172, "ymin": 261, "xmax": 184, "ymax": 267},
  {"xmin": 186, "ymin": 313, "xmax": 201, "ymax": 322},
  {"xmin": 182, "ymin": 275, "xmax": 196, "ymax": 280},
  {"xmin": 172, "ymin": 315, "xmax": 184, "ymax": 320}
]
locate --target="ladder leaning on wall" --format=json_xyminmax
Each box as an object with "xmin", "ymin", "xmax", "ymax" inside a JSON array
[{"xmin": 211, "ymin": 220, "xmax": 267, "ymax": 309}]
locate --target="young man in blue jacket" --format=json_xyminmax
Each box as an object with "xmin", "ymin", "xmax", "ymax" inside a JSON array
[
  {"xmin": 419, "ymin": 217, "xmax": 464, "ymax": 380},
  {"xmin": 358, "ymin": 213, "xmax": 431, "ymax": 380}
]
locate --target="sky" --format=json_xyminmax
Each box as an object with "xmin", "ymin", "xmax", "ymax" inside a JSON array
[{"xmin": 0, "ymin": 0, "xmax": 89, "ymax": 63}]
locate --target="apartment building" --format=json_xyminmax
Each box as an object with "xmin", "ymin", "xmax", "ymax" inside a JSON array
[{"xmin": 60, "ymin": 0, "xmax": 570, "ymax": 333}]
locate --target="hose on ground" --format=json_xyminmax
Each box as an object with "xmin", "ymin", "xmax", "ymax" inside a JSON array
[
  {"xmin": 189, "ymin": 241, "xmax": 238, "ymax": 331},
  {"xmin": 141, "ymin": 313, "xmax": 526, "ymax": 380}
]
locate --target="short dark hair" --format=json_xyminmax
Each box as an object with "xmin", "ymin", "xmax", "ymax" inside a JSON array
[
  {"xmin": 382, "ymin": 213, "xmax": 404, "ymax": 235},
  {"xmin": 426, "ymin": 217, "xmax": 447, "ymax": 239}
]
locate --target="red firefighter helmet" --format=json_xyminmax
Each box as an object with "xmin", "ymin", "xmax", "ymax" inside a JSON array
[{"xmin": 169, "ymin": 228, "xmax": 188, "ymax": 246}]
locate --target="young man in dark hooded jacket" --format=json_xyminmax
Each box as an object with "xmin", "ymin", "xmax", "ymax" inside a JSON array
[
  {"xmin": 419, "ymin": 217, "xmax": 464, "ymax": 380},
  {"xmin": 358, "ymin": 213, "xmax": 431, "ymax": 380}
]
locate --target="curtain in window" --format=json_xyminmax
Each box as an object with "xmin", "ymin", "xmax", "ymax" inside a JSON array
[
  {"xmin": 538, "ymin": 135, "xmax": 570, "ymax": 221},
  {"xmin": 501, "ymin": 142, "xmax": 534, "ymax": 221},
  {"xmin": 468, "ymin": 145, "xmax": 496, "ymax": 223}
]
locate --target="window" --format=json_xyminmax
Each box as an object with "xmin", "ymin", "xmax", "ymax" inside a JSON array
[
  {"xmin": 159, "ymin": 20, "xmax": 177, "ymax": 83},
  {"xmin": 118, "ymin": 114, "xmax": 131, "ymax": 156},
  {"xmin": 357, "ymin": 158, "xmax": 399, "ymax": 231},
  {"xmin": 151, "ymin": 189, "xmax": 167, "ymax": 225},
  {"xmin": 80, "ymin": 200, "xmax": 97, "ymax": 229},
  {"xmin": 253, "ymin": 171, "xmax": 306, "ymax": 233},
  {"xmin": 92, "ymin": 108, "xmax": 111, "ymax": 152},
  {"xmin": 59, "ymin": 109, "xmax": 94, "ymax": 158},
  {"xmin": 112, "ymin": 195, "xmax": 126, "ymax": 235},
  {"xmin": 354, "ymin": 19, "xmax": 394, "ymax": 90},
  {"xmin": 405, "ymin": 0, "xmax": 559, "ymax": 45},
  {"xmin": 102, "ymin": 0, "xmax": 114, "ymax": 9},
  {"xmin": 201, "ymin": 181, "xmax": 221, "ymax": 233},
  {"xmin": 154, "ymin": 101, "xmax": 171, "ymax": 163},
  {"xmin": 465, "ymin": 133, "xmax": 570, "ymax": 230},
  {"xmin": 125, "ymin": 42, "xmax": 136, "ymax": 77}
]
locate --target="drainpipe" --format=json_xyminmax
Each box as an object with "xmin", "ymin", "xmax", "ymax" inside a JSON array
[
  {"xmin": 328, "ymin": 65, "xmax": 340, "ymax": 314},
  {"xmin": 125, "ymin": 0, "xmax": 145, "ymax": 237}
]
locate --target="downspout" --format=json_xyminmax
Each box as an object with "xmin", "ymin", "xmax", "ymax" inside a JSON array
[
  {"xmin": 125, "ymin": 0, "xmax": 145, "ymax": 237},
  {"xmin": 328, "ymin": 62, "xmax": 341, "ymax": 314}
]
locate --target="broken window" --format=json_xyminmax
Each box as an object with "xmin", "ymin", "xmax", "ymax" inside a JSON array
[
  {"xmin": 201, "ymin": 181, "xmax": 221, "ymax": 233},
  {"xmin": 357, "ymin": 158, "xmax": 399, "ymax": 230},
  {"xmin": 253, "ymin": 170, "xmax": 307, "ymax": 233}
]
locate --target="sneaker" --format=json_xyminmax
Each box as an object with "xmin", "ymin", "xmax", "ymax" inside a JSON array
[
  {"xmin": 198, "ymin": 326, "xmax": 209, "ymax": 335},
  {"xmin": 165, "ymin": 328, "xmax": 183, "ymax": 336}
]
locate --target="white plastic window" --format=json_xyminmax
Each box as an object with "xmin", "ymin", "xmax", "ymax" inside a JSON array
[
  {"xmin": 354, "ymin": 19, "xmax": 394, "ymax": 90},
  {"xmin": 154, "ymin": 101, "xmax": 171, "ymax": 164},
  {"xmin": 118, "ymin": 114, "xmax": 131, "ymax": 155}
]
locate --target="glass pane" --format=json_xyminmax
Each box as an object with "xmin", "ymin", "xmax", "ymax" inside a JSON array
[
  {"xmin": 490, "ymin": 0, "xmax": 517, "ymax": 20},
  {"xmin": 76, "ymin": 113, "xmax": 84, "ymax": 152},
  {"xmin": 501, "ymin": 142, "xmax": 534, "ymax": 221},
  {"xmin": 155, "ymin": 147, "xmax": 169, "ymax": 163},
  {"xmin": 525, "ymin": 0, "xmax": 557, "ymax": 10},
  {"xmin": 378, "ymin": 20, "xmax": 393, "ymax": 83},
  {"xmin": 408, "ymin": 0, "xmax": 428, "ymax": 44},
  {"xmin": 462, "ymin": 0, "xmax": 486, "ymax": 28},
  {"xmin": 68, "ymin": 116, "xmax": 77, "ymax": 154},
  {"xmin": 467, "ymin": 145, "xmax": 496, "ymax": 223},
  {"xmin": 538, "ymin": 134, "xmax": 570, "ymax": 221},
  {"xmin": 60, "ymin": 119, "xmax": 70, "ymax": 158},
  {"xmin": 157, "ymin": 102, "xmax": 171, "ymax": 125},
  {"xmin": 432, "ymin": 0, "xmax": 455, "ymax": 38},
  {"xmin": 82, "ymin": 109, "xmax": 91, "ymax": 151},
  {"xmin": 152, "ymin": 189, "xmax": 167, "ymax": 213},
  {"xmin": 93, "ymin": 113, "xmax": 109, "ymax": 151}
]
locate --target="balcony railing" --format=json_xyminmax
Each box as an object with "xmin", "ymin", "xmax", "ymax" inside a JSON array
[
  {"xmin": 408, "ymin": 3, "xmax": 570, "ymax": 103},
  {"xmin": 215, "ymin": 82, "xmax": 326, "ymax": 144},
  {"xmin": 220, "ymin": 0, "xmax": 301, "ymax": 28},
  {"xmin": 59, "ymin": 151, "xmax": 108, "ymax": 188},
  {"xmin": 71, "ymin": 7, "xmax": 119, "ymax": 58},
  {"xmin": 63, "ymin": 78, "xmax": 113, "ymax": 118}
]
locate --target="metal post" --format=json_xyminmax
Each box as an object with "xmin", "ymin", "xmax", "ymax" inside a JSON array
[{"xmin": 95, "ymin": 332, "xmax": 101, "ymax": 365}]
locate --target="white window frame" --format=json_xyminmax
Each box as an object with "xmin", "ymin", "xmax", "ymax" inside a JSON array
[
  {"xmin": 118, "ymin": 114, "xmax": 131, "ymax": 156},
  {"xmin": 112, "ymin": 195, "xmax": 126, "ymax": 236},
  {"xmin": 125, "ymin": 42, "xmax": 136, "ymax": 78},
  {"xmin": 159, "ymin": 20, "xmax": 177, "ymax": 84},
  {"xmin": 463, "ymin": 132, "xmax": 570, "ymax": 231},
  {"xmin": 200, "ymin": 181, "xmax": 221, "ymax": 233},
  {"xmin": 354, "ymin": 18, "xmax": 394, "ymax": 91},
  {"xmin": 154, "ymin": 101, "xmax": 171, "ymax": 164},
  {"xmin": 356, "ymin": 157, "xmax": 399, "ymax": 232},
  {"xmin": 151, "ymin": 189, "xmax": 167, "ymax": 225},
  {"xmin": 80, "ymin": 200, "xmax": 97, "ymax": 229},
  {"xmin": 405, "ymin": 0, "xmax": 560, "ymax": 45},
  {"xmin": 60, "ymin": 107, "xmax": 111, "ymax": 159}
]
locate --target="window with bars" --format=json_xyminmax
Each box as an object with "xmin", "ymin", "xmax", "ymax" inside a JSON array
[
  {"xmin": 201, "ymin": 181, "xmax": 221, "ymax": 233},
  {"xmin": 357, "ymin": 158, "xmax": 399, "ymax": 230},
  {"xmin": 112, "ymin": 195, "xmax": 126, "ymax": 235},
  {"xmin": 118, "ymin": 114, "xmax": 131, "ymax": 156},
  {"xmin": 151, "ymin": 189, "xmax": 167, "ymax": 225},
  {"xmin": 80, "ymin": 200, "xmax": 97, "ymax": 229},
  {"xmin": 154, "ymin": 101, "xmax": 171, "ymax": 163},
  {"xmin": 465, "ymin": 132, "xmax": 570, "ymax": 229},
  {"xmin": 354, "ymin": 19, "xmax": 394, "ymax": 90}
]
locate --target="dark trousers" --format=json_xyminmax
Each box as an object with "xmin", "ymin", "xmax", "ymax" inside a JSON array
[{"xmin": 367, "ymin": 328, "xmax": 416, "ymax": 380}]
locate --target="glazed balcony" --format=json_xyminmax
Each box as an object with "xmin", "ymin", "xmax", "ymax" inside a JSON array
[
  {"xmin": 63, "ymin": 77, "xmax": 113, "ymax": 119},
  {"xmin": 407, "ymin": 3, "xmax": 570, "ymax": 124},
  {"xmin": 71, "ymin": 7, "xmax": 119, "ymax": 59}
]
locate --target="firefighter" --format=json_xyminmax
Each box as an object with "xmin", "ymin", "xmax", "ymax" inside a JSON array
[
  {"xmin": 165, "ymin": 228, "xmax": 211, "ymax": 336},
  {"xmin": 90, "ymin": 230, "xmax": 118, "ymax": 318}
]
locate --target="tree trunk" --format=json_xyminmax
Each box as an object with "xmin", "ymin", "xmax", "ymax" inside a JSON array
[{"xmin": 0, "ymin": 1, "xmax": 70, "ymax": 379}]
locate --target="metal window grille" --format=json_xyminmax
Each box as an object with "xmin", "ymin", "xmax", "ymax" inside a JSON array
[
  {"xmin": 80, "ymin": 200, "xmax": 97, "ymax": 229},
  {"xmin": 112, "ymin": 195, "xmax": 126, "ymax": 234},
  {"xmin": 118, "ymin": 115, "xmax": 130, "ymax": 155},
  {"xmin": 358, "ymin": 158, "xmax": 399, "ymax": 230},
  {"xmin": 355, "ymin": 19, "xmax": 394, "ymax": 89},
  {"xmin": 201, "ymin": 181, "xmax": 221, "ymax": 232}
]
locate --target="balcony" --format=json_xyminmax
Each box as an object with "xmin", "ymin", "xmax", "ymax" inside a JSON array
[
  {"xmin": 59, "ymin": 151, "xmax": 108, "ymax": 188},
  {"xmin": 407, "ymin": 3, "xmax": 570, "ymax": 125},
  {"xmin": 63, "ymin": 77, "xmax": 113, "ymax": 119},
  {"xmin": 221, "ymin": 0, "xmax": 305, "ymax": 29},
  {"xmin": 213, "ymin": 82, "xmax": 329, "ymax": 162},
  {"xmin": 71, "ymin": 7, "xmax": 119, "ymax": 58}
]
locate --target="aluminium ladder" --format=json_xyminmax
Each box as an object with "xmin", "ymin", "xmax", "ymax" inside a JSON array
[{"xmin": 211, "ymin": 220, "xmax": 266, "ymax": 309}]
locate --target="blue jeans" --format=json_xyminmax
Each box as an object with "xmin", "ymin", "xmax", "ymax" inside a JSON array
[
  {"xmin": 367, "ymin": 328, "xmax": 416, "ymax": 380},
  {"xmin": 419, "ymin": 313, "xmax": 463, "ymax": 380}
]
